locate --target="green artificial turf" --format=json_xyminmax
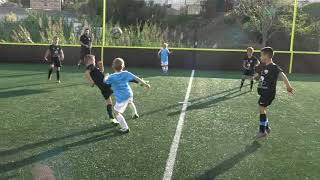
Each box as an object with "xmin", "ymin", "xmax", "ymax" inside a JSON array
[{"xmin": 1, "ymin": 64, "xmax": 320, "ymax": 179}]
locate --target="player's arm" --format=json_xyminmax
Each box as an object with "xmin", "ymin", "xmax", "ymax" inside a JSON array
[
  {"xmin": 97, "ymin": 61, "xmax": 104, "ymax": 72},
  {"xmin": 44, "ymin": 49, "xmax": 50, "ymax": 61},
  {"xmin": 158, "ymin": 49, "xmax": 161, "ymax": 58},
  {"xmin": 255, "ymin": 59, "xmax": 260, "ymax": 67},
  {"xmin": 134, "ymin": 76, "xmax": 150, "ymax": 88},
  {"xmin": 279, "ymin": 72, "xmax": 294, "ymax": 94},
  {"xmin": 242, "ymin": 60, "xmax": 247, "ymax": 69},
  {"xmin": 60, "ymin": 49, "xmax": 65, "ymax": 61},
  {"xmin": 84, "ymin": 70, "xmax": 95, "ymax": 87}
]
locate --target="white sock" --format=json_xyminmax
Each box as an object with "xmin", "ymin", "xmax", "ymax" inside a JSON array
[
  {"xmin": 162, "ymin": 66, "xmax": 165, "ymax": 72},
  {"xmin": 165, "ymin": 66, "xmax": 169, "ymax": 72},
  {"xmin": 116, "ymin": 114, "xmax": 129, "ymax": 129},
  {"xmin": 129, "ymin": 102, "xmax": 138, "ymax": 116}
]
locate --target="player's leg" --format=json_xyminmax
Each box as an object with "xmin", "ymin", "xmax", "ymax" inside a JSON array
[
  {"xmin": 240, "ymin": 75, "xmax": 246, "ymax": 90},
  {"xmin": 161, "ymin": 63, "xmax": 165, "ymax": 73},
  {"xmin": 250, "ymin": 76, "xmax": 254, "ymax": 91},
  {"xmin": 105, "ymin": 97, "xmax": 119, "ymax": 124},
  {"xmin": 48, "ymin": 64, "xmax": 54, "ymax": 80},
  {"xmin": 114, "ymin": 100, "xmax": 130, "ymax": 133},
  {"xmin": 55, "ymin": 60, "xmax": 61, "ymax": 83},
  {"xmin": 256, "ymin": 94, "xmax": 273, "ymax": 138},
  {"xmin": 77, "ymin": 59, "xmax": 82, "ymax": 69},
  {"xmin": 128, "ymin": 99, "xmax": 139, "ymax": 119}
]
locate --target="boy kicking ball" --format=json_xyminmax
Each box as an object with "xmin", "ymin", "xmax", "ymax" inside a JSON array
[
  {"xmin": 104, "ymin": 58, "xmax": 150, "ymax": 133},
  {"xmin": 240, "ymin": 47, "xmax": 260, "ymax": 91},
  {"xmin": 44, "ymin": 36, "xmax": 64, "ymax": 83},
  {"xmin": 83, "ymin": 55, "xmax": 119, "ymax": 124},
  {"xmin": 255, "ymin": 47, "xmax": 295, "ymax": 139}
]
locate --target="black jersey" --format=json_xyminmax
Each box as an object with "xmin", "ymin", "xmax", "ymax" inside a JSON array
[
  {"xmin": 258, "ymin": 63, "xmax": 283, "ymax": 94},
  {"xmin": 243, "ymin": 56, "xmax": 259, "ymax": 71},
  {"xmin": 80, "ymin": 34, "xmax": 92, "ymax": 51},
  {"xmin": 86, "ymin": 64, "xmax": 111, "ymax": 91},
  {"xmin": 49, "ymin": 44, "xmax": 62, "ymax": 60}
]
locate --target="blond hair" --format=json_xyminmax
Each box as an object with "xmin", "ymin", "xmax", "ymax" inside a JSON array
[{"xmin": 112, "ymin": 58, "xmax": 125, "ymax": 71}]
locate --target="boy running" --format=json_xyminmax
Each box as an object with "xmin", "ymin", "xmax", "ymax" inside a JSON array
[
  {"xmin": 44, "ymin": 36, "xmax": 64, "ymax": 83},
  {"xmin": 158, "ymin": 43, "xmax": 171, "ymax": 74},
  {"xmin": 104, "ymin": 58, "xmax": 150, "ymax": 133},
  {"xmin": 240, "ymin": 47, "xmax": 260, "ymax": 91},
  {"xmin": 255, "ymin": 47, "xmax": 294, "ymax": 139}
]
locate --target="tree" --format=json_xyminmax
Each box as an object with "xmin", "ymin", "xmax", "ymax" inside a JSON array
[{"xmin": 235, "ymin": 0, "xmax": 292, "ymax": 47}]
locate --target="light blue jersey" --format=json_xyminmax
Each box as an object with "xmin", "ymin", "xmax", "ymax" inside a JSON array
[
  {"xmin": 160, "ymin": 48, "xmax": 169, "ymax": 63},
  {"xmin": 104, "ymin": 71, "xmax": 137, "ymax": 103}
]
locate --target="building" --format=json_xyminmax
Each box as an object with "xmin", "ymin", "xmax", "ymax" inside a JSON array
[{"xmin": 30, "ymin": 0, "xmax": 62, "ymax": 11}]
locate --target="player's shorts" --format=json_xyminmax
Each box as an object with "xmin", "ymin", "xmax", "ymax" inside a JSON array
[
  {"xmin": 52, "ymin": 58, "xmax": 61, "ymax": 67},
  {"xmin": 80, "ymin": 49, "xmax": 91, "ymax": 60},
  {"xmin": 258, "ymin": 89, "xmax": 275, "ymax": 107},
  {"xmin": 161, "ymin": 61, "xmax": 168, "ymax": 66},
  {"xmin": 243, "ymin": 69, "xmax": 255, "ymax": 76},
  {"xmin": 98, "ymin": 85, "xmax": 113, "ymax": 100},
  {"xmin": 114, "ymin": 97, "xmax": 133, "ymax": 113}
]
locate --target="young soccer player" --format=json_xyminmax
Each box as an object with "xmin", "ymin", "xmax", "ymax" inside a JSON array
[
  {"xmin": 255, "ymin": 47, "xmax": 294, "ymax": 139},
  {"xmin": 78, "ymin": 28, "xmax": 92, "ymax": 69},
  {"xmin": 84, "ymin": 55, "xmax": 141, "ymax": 124},
  {"xmin": 44, "ymin": 36, "xmax": 64, "ymax": 83},
  {"xmin": 104, "ymin": 58, "xmax": 150, "ymax": 133},
  {"xmin": 158, "ymin": 43, "xmax": 171, "ymax": 74},
  {"xmin": 240, "ymin": 47, "xmax": 260, "ymax": 91},
  {"xmin": 83, "ymin": 55, "xmax": 118, "ymax": 124}
]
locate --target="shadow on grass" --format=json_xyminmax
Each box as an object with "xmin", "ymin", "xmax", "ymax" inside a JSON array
[
  {"xmin": 0, "ymin": 128, "xmax": 123, "ymax": 173},
  {"xmin": 167, "ymin": 89, "xmax": 250, "ymax": 116},
  {"xmin": 140, "ymin": 85, "xmax": 250, "ymax": 118},
  {"xmin": 0, "ymin": 89, "xmax": 51, "ymax": 98},
  {"xmin": 0, "ymin": 124, "xmax": 116, "ymax": 157},
  {"xmin": 0, "ymin": 82, "xmax": 86, "ymax": 93},
  {"xmin": 196, "ymin": 141, "xmax": 262, "ymax": 180},
  {"xmin": 0, "ymin": 72, "xmax": 46, "ymax": 79}
]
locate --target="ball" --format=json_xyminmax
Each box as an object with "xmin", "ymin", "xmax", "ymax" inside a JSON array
[{"xmin": 111, "ymin": 27, "xmax": 123, "ymax": 39}]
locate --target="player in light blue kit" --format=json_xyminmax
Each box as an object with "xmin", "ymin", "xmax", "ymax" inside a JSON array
[
  {"xmin": 158, "ymin": 43, "xmax": 171, "ymax": 74},
  {"xmin": 104, "ymin": 58, "xmax": 150, "ymax": 133}
]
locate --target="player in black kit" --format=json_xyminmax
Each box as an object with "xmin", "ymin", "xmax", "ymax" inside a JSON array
[
  {"xmin": 78, "ymin": 28, "xmax": 92, "ymax": 69},
  {"xmin": 83, "ymin": 55, "xmax": 141, "ymax": 124},
  {"xmin": 254, "ymin": 47, "xmax": 295, "ymax": 139},
  {"xmin": 44, "ymin": 36, "xmax": 64, "ymax": 83},
  {"xmin": 240, "ymin": 47, "xmax": 260, "ymax": 91}
]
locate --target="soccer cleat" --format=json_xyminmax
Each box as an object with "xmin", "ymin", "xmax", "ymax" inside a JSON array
[
  {"xmin": 119, "ymin": 128, "xmax": 130, "ymax": 133},
  {"xmin": 266, "ymin": 127, "xmax": 271, "ymax": 134},
  {"xmin": 110, "ymin": 118, "xmax": 119, "ymax": 125},
  {"xmin": 255, "ymin": 132, "xmax": 268, "ymax": 139},
  {"xmin": 57, "ymin": 80, "xmax": 61, "ymax": 83},
  {"xmin": 132, "ymin": 114, "xmax": 139, "ymax": 119}
]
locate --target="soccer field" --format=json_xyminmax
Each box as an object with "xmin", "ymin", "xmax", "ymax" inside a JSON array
[{"xmin": 1, "ymin": 63, "xmax": 320, "ymax": 180}]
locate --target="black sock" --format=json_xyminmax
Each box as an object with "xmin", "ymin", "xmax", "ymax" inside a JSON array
[
  {"xmin": 48, "ymin": 68, "xmax": 53, "ymax": 79},
  {"xmin": 259, "ymin": 114, "xmax": 267, "ymax": 133},
  {"xmin": 250, "ymin": 80, "xmax": 254, "ymax": 89},
  {"xmin": 240, "ymin": 79, "xmax": 245, "ymax": 89},
  {"xmin": 107, "ymin": 104, "xmax": 114, "ymax": 119},
  {"xmin": 56, "ymin": 70, "xmax": 60, "ymax": 81}
]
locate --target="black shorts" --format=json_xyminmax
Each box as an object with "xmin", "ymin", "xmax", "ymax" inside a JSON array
[
  {"xmin": 258, "ymin": 90, "xmax": 275, "ymax": 107},
  {"xmin": 80, "ymin": 49, "xmax": 91, "ymax": 60},
  {"xmin": 52, "ymin": 58, "xmax": 61, "ymax": 67},
  {"xmin": 99, "ymin": 86, "xmax": 113, "ymax": 100},
  {"xmin": 243, "ymin": 69, "xmax": 255, "ymax": 76}
]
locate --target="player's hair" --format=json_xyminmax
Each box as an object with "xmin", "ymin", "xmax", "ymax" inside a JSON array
[
  {"xmin": 112, "ymin": 58, "xmax": 125, "ymax": 71},
  {"xmin": 247, "ymin": 47, "xmax": 254, "ymax": 52},
  {"xmin": 163, "ymin": 43, "xmax": 168, "ymax": 47},
  {"xmin": 84, "ymin": 27, "xmax": 90, "ymax": 31},
  {"xmin": 84, "ymin": 54, "xmax": 95, "ymax": 65},
  {"xmin": 261, "ymin": 47, "xmax": 274, "ymax": 58}
]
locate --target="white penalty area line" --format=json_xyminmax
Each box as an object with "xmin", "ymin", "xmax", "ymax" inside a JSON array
[{"xmin": 163, "ymin": 69, "xmax": 195, "ymax": 180}]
